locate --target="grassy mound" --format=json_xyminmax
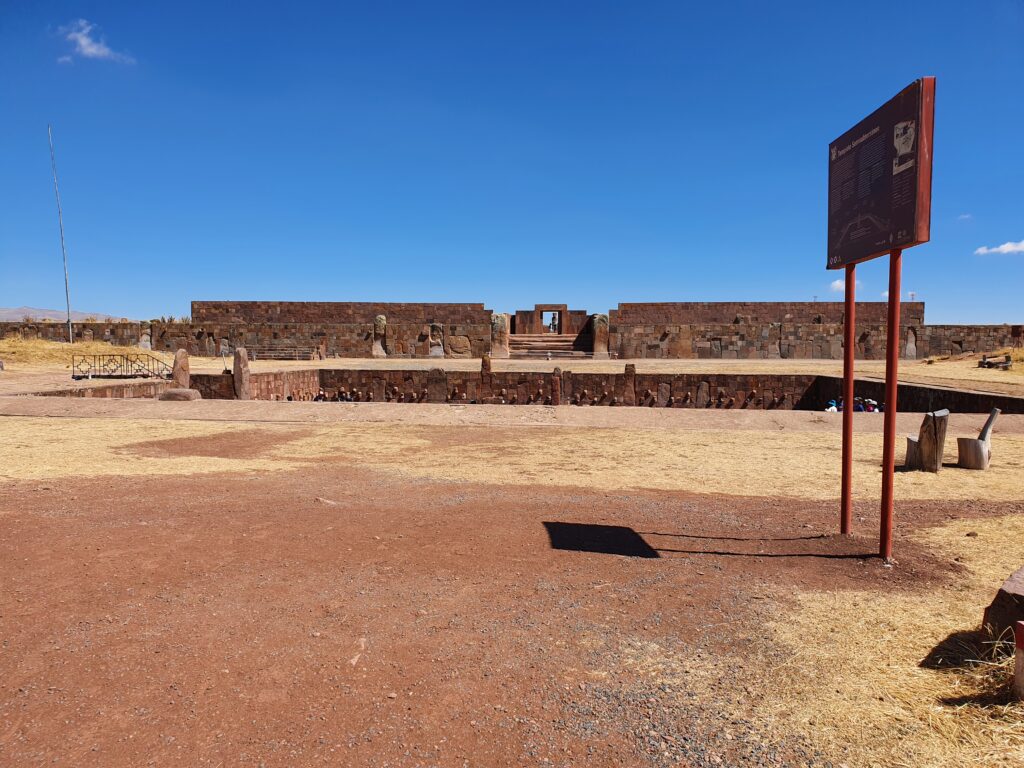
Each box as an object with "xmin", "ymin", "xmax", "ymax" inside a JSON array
[{"xmin": 0, "ymin": 336, "xmax": 170, "ymax": 366}]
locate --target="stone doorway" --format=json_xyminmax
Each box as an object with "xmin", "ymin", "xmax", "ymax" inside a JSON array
[{"xmin": 541, "ymin": 311, "xmax": 561, "ymax": 334}]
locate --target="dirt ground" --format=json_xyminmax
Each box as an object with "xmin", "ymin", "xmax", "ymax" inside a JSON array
[{"xmin": 1, "ymin": 401, "xmax": 1023, "ymax": 767}]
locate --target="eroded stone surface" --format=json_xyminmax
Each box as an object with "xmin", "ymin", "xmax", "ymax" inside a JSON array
[
  {"xmin": 426, "ymin": 368, "xmax": 447, "ymax": 403},
  {"xmin": 233, "ymin": 348, "xmax": 251, "ymax": 401},
  {"xmin": 983, "ymin": 566, "xmax": 1024, "ymax": 642},
  {"xmin": 158, "ymin": 388, "xmax": 201, "ymax": 401},
  {"xmin": 592, "ymin": 314, "xmax": 610, "ymax": 360},
  {"xmin": 172, "ymin": 349, "xmax": 190, "ymax": 389},
  {"xmin": 447, "ymin": 335, "xmax": 472, "ymax": 357},
  {"xmin": 490, "ymin": 313, "xmax": 510, "ymax": 359},
  {"xmin": 372, "ymin": 315, "xmax": 387, "ymax": 359}
]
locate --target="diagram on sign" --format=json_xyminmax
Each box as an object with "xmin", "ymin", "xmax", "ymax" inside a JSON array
[{"xmin": 893, "ymin": 120, "xmax": 916, "ymax": 175}]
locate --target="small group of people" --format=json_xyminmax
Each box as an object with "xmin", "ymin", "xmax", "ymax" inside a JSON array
[
  {"xmin": 317, "ymin": 388, "xmax": 365, "ymax": 402},
  {"xmin": 825, "ymin": 397, "xmax": 882, "ymax": 413},
  {"xmin": 267, "ymin": 388, "xmax": 367, "ymax": 402}
]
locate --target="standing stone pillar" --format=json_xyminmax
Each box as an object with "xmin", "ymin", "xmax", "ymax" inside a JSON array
[
  {"xmin": 591, "ymin": 314, "xmax": 609, "ymax": 360},
  {"xmin": 551, "ymin": 367, "xmax": 562, "ymax": 406},
  {"xmin": 622, "ymin": 363, "xmax": 637, "ymax": 406},
  {"xmin": 490, "ymin": 313, "xmax": 510, "ymax": 359},
  {"xmin": 233, "ymin": 347, "xmax": 251, "ymax": 400},
  {"xmin": 480, "ymin": 354, "xmax": 494, "ymax": 398},
  {"xmin": 372, "ymin": 315, "xmax": 387, "ymax": 358},
  {"xmin": 427, "ymin": 368, "xmax": 448, "ymax": 402},
  {"xmin": 172, "ymin": 348, "xmax": 190, "ymax": 389}
]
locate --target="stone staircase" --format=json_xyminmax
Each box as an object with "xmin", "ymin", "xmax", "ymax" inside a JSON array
[{"xmin": 509, "ymin": 334, "xmax": 591, "ymax": 359}]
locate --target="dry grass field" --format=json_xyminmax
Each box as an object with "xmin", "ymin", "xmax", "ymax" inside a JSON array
[{"xmin": 1, "ymin": 400, "xmax": 1022, "ymax": 767}]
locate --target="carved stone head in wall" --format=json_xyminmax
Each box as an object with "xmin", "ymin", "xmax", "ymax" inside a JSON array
[
  {"xmin": 374, "ymin": 314, "xmax": 387, "ymax": 337},
  {"xmin": 429, "ymin": 323, "xmax": 444, "ymax": 345}
]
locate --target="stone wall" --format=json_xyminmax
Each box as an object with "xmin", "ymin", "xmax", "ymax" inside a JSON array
[
  {"xmin": 610, "ymin": 301, "xmax": 925, "ymax": 326},
  {"xmin": 0, "ymin": 321, "xmax": 142, "ymax": 346},
  {"xmin": 915, "ymin": 325, "xmax": 1022, "ymax": 359},
  {"xmin": 609, "ymin": 321, "xmax": 1019, "ymax": 361},
  {"xmin": 191, "ymin": 365, "xmax": 1023, "ymax": 413},
  {"xmin": 36, "ymin": 380, "xmax": 173, "ymax": 399},
  {"xmin": 191, "ymin": 370, "xmax": 321, "ymax": 400},
  {"xmin": 151, "ymin": 320, "xmax": 491, "ymax": 359},
  {"xmin": 191, "ymin": 301, "xmax": 491, "ymax": 325},
  {"xmin": 3, "ymin": 302, "xmax": 1019, "ymax": 363},
  {"xmin": 31, "ymin": 363, "xmax": 1024, "ymax": 413}
]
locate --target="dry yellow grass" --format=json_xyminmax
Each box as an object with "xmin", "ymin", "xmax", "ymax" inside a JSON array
[
  {"xmin": 0, "ymin": 417, "xmax": 306, "ymax": 482},
  {"xmin": 0, "ymin": 336, "xmax": 170, "ymax": 366},
  {"xmin": 2, "ymin": 416, "xmax": 1023, "ymax": 504},
  {"xmin": 277, "ymin": 423, "xmax": 1024, "ymax": 502},
  {"xmin": 762, "ymin": 514, "xmax": 1024, "ymax": 768}
]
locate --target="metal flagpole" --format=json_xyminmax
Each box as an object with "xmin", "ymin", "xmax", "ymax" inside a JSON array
[{"xmin": 48, "ymin": 124, "xmax": 73, "ymax": 344}]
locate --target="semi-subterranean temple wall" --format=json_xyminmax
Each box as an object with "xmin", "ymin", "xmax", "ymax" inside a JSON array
[{"xmin": 2, "ymin": 300, "xmax": 1019, "ymax": 360}]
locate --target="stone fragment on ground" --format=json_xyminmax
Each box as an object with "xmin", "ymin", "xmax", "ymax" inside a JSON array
[
  {"xmin": 158, "ymin": 388, "xmax": 202, "ymax": 401},
  {"xmin": 982, "ymin": 565, "xmax": 1024, "ymax": 642}
]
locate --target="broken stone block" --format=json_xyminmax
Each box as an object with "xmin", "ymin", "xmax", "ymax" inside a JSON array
[
  {"xmin": 983, "ymin": 566, "xmax": 1024, "ymax": 643},
  {"xmin": 158, "ymin": 388, "xmax": 201, "ymax": 401}
]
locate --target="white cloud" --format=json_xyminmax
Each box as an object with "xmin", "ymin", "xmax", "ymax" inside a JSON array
[
  {"xmin": 58, "ymin": 19, "xmax": 134, "ymax": 64},
  {"xmin": 957, "ymin": 213, "xmax": 973, "ymax": 221},
  {"xmin": 829, "ymin": 278, "xmax": 863, "ymax": 292},
  {"xmin": 974, "ymin": 240, "xmax": 1024, "ymax": 255},
  {"xmin": 880, "ymin": 291, "xmax": 888, "ymax": 299}
]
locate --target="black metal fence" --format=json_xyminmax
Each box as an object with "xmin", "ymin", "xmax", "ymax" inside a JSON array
[{"xmin": 71, "ymin": 354, "xmax": 172, "ymax": 380}]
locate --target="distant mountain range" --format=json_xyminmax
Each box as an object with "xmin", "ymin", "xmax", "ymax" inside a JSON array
[{"xmin": 0, "ymin": 306, "xmax": 135, "ymax": 322}]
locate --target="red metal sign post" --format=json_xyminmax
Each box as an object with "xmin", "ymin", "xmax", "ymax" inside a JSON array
[
  {"xmin": 879, "ymin": 249, "xmax": 902, "ymax": 560},
  {"xmin": 827, "ymin": 78, "xmax": 934, "ymax": 559},
  {"xmin": 840, "ymin": 263, "xmax": 856, "ymax": 535}
]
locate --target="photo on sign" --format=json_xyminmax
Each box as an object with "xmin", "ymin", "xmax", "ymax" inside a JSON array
[{"xmin": 893, "ymin": 120, "xmax": 916, "ymax": 175}]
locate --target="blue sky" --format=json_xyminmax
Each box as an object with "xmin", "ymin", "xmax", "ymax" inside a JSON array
[{"xmin": 1, "ymin": 2, "xmax": 1021, "ymax": 323}]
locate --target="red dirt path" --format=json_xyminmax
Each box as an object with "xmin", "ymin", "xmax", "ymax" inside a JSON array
[{"xmin": 2, "ymin": 438, "xmax": 1010, "ymax": 767}]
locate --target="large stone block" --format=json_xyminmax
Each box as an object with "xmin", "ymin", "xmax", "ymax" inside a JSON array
[
  {"xmin": 172, "ymin": 348, "xmax": 190, "ymax": 389},
  {"xmin": 983, "ymin": 567, "xmax": 1024, "ymax": 643},
  {"xmin": 490, "ymin": 313, "xmax": 510, "ymax": 358},
  {"xmin": 591, "ymin": 313, "xmax": 610, "ymax": 359},
  {"xmin": 447, "ymin": 335, "xmax": 472, "ymax": 357},
  {"xmin": 427, "ymin": 368, "xmax": 448, "ymax": 403},
  {"xmin": 158, "ymin": 388, "xmax": 201, "ymax": 401},
  {"xmin": 233, "ymin": 347, "xmax": 251, "ymax": 400}
]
